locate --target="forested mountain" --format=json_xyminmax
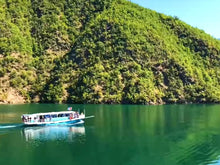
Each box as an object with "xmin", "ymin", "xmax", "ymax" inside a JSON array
[{"xmin": 0, "ymin": 0, "xmax": 220, "ymax": 104}]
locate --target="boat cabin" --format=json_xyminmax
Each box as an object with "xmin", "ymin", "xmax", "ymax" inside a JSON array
[{"xmin": 21, "ymin": 111, "xmax": 81, "ymax": 124}]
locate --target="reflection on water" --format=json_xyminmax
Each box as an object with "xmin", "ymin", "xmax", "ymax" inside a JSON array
[
  {"xmin": 209, "ymin": 158, "xmax": 220, "ymax": 165},
  {"xmin": 22, "ymin": 125, "xmax": 85, "ymax": 142},
  {"xmin": 1, "ymin": 104, "xmax": 220, "ymax": 165}
]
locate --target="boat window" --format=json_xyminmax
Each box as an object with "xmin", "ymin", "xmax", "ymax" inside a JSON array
[
  {"xmin": 58, "ymin": 114, "xmax": 64, "ymax": 117},
  {"xmin": 51, "ymin": 114, "xmax": 57, "ymax": 118},
  {"xmin": 65, "ymin": 113, "xmax": 70, "ymax": 117}
]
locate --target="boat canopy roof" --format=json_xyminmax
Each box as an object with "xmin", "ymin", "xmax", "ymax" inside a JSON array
[{"xmin": 22, "ymin": 111, "xmax": 74, "ymax": 117}]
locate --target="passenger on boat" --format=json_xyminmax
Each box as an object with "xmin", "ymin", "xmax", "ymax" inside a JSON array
[
  {"xmin": 39, "ymin": 115, "xmax": 44, "ymax": 122},
  {"xmin": 22, "ymin": 116, "xmax": 24, "ymax": 122},
  {"xmin": 74, "ymin": 111, "xmax": 79, "ymax": 118},
  {"xmin": 69, "ymin": 113, "xmax": 73, "ymax": 120}
]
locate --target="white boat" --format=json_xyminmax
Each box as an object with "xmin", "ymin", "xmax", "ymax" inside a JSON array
[{"xmin": 21, "ymin": 110, "xmax": 86, "ymax": 126}]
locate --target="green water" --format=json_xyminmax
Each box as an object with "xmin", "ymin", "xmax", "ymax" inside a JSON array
[{"xmin": 0, "ymin": 104, "xmax": 220, "ymax": 165}]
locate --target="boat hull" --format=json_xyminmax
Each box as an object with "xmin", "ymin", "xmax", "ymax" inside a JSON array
[{"xmin": 24, "ymin": 119, "xmax": 84, "ymax": 127}]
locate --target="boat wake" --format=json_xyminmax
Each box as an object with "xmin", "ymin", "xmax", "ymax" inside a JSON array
[{"xmin": 0, "ymin": 124, "xmax": 24, "ymax": 129}]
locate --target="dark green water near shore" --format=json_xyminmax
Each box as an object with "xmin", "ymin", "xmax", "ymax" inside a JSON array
[{"xmin": 0, "ymin": 104, "xmax": 220, "ymax": 165}]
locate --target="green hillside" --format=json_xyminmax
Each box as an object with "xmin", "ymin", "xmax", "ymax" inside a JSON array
[{"xmin": 0, "ymin": 0, "xmax": 220, "ymax": 104}]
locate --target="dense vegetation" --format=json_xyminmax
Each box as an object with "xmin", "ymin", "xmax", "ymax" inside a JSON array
[{"xmin": 0, "ymin": 0, "xmax": 220, "ymax": 104}]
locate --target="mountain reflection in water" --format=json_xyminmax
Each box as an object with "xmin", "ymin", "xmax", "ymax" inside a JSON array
[
  {"xmin": 2, "ymin": 104, "xmax": 220, "ymax": 165},
  {"xmin": 22, "ymin": 125, "xmax": 85, "ymax": 142}
]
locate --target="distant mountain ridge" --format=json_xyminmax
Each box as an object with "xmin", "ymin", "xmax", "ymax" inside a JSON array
[{"xmin": 0, "ymin": 0, "xmax": 220, "ymax": 104}]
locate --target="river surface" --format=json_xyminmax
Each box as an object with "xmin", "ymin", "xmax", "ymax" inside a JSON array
[{"xmin": 0, "ymin": 104, "xmax": 220, "ymax": 165}]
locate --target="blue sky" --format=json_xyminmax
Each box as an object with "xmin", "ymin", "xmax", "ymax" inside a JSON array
[{"xmin": 131, "ymin": 0, "xmax": 220, "ymax": 38}]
